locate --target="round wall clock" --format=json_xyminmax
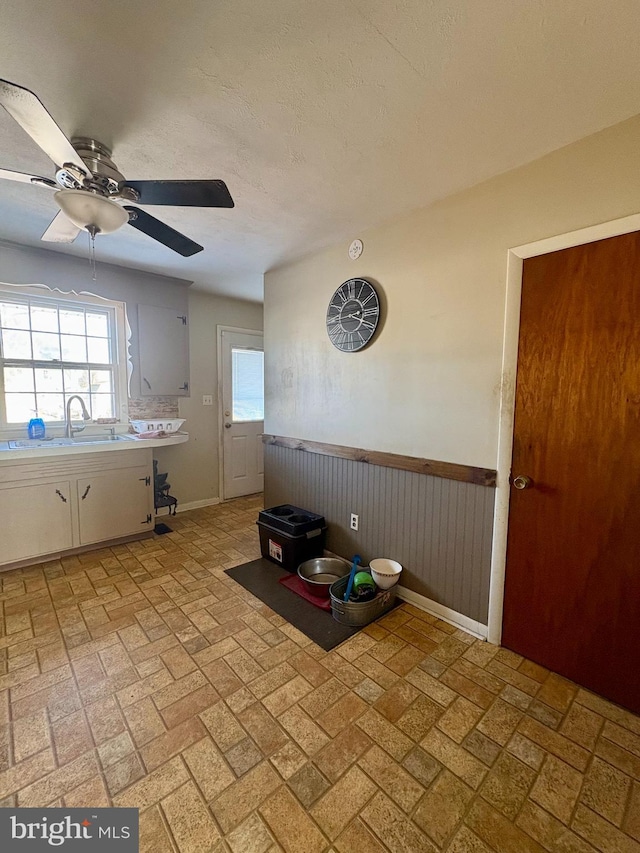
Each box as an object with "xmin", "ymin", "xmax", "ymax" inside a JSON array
[{"xmin": 326, "ymin": 278, "xmax": 380, "ymax": 352}]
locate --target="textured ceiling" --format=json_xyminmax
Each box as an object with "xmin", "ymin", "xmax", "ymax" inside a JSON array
[{"xmin": 1, "ymin": 0, "xmax": 639, "ymax": 302}]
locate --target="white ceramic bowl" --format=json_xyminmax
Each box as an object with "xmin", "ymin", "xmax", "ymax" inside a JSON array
[
  {"xmin": 370, "ymin": 558, "xmax": 402, "ymax": 589},
  {"xmin": 130, "ymin": 418, "xmax": 185, "ymax": 434}
]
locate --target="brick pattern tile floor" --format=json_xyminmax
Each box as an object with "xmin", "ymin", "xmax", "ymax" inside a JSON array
[{"xmin": 1, "ymin": 494, "xmax": 640, "ymax": 852}]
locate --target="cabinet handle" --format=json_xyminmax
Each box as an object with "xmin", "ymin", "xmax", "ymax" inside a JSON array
[
  {"xmin": 142, "ymin": 513, "xmax": 152, "ymax": 525},
  {"xmin": 81, "ymin": 485, "xmax": 91, "ymax": 500},
  {"xmin": 179, "ymin": 382, "xmax": 189, "ymax": 392},
  {"xmin": 143, "ymin": 377, "xmax": 152, "ymax": 390},
  {"xmin": 55, "ymin": 489, "xmax": 67, "ymax": 503}
]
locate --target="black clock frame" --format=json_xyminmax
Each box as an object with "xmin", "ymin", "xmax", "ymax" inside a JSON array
[{"xmin": 326, "ymin": 278, "xmax": 380, "ymax": 352}]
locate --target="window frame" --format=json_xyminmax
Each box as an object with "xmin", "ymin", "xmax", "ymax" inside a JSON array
[{"xmin": 0, "ymin": 282, "xmax": 130, "ymax": 434}]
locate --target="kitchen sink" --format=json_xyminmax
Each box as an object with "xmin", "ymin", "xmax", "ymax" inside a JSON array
[{"xmin": 9, "ymin": 435, "xmax": 133, "ymax": 449}]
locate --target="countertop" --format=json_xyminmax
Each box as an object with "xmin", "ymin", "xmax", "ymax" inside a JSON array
[{"xmin": 0, "ymin": 432, "xmax": 188, "ymax": 462}]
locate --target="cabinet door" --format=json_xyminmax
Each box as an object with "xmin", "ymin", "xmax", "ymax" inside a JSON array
[
  {"xmin": 78, "ymin": 466, "xmax": 153, "ymax": 546},
  {"xmin": 138, "ymin": 304, "xmax": 190, "ymax": 396},
  {"xmin": 0, "ymin": 481, "xmax": 73, "ymax": 564}
]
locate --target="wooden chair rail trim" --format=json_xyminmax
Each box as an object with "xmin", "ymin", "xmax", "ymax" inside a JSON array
[{"xmin": 262, "ymin": 434, "xmax": 497, "ymax": 487}]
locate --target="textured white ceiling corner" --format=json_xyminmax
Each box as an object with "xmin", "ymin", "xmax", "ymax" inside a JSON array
[{"xmin": 1, "ymin": 0, "xmax": 640, "ymax": 303}]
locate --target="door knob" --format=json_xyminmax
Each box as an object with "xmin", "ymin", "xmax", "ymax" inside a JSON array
[
  {"xmin": 224, "ymin": 423, "xmax": 231, "ymax": 429},
  {"xmin": 512, "ymin": 475, "xmax": 533, "ymax": 490}
]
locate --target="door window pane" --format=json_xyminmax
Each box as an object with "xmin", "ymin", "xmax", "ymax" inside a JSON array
[{"xmin": 232, "ymin": 348, "xmax": 264, "ymax": 421}]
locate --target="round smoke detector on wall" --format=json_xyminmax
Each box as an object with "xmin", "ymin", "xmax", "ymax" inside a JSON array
[{"xmin": 348, "ymin": 239, "xmax": 363, "ymax": 260}]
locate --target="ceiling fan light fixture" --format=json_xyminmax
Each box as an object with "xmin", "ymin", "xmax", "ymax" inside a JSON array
[{"xmin": 54, "ymin": 189, "xmax": 128, "ymax": 234}]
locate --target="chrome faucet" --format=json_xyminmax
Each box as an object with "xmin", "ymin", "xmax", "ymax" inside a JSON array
[{"xmin": 65, "ymin": 395, "xmax": 91, "ymax": 438}]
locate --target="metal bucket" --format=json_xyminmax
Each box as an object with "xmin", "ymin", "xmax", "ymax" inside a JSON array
[{"xmin": 329, "ymin": 572, "xmax": 397, "ymax": 626}]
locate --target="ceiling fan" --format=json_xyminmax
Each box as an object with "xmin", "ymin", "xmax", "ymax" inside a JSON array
[{"xmin": 0, "ymin": 79, "xmax": 234, "ymax": 256}]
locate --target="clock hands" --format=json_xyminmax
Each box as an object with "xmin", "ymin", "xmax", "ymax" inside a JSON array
[{"xmin": 327, "ymin": 310, "xmax": 362, "ymax": 325}]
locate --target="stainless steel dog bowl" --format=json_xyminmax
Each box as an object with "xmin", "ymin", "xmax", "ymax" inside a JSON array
[{"xmin": 297, "ymin": 556, "xmax": 351, "ymax": 598}]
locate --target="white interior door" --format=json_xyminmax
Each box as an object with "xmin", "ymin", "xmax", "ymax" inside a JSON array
[{"xmin": 220, "ymin": 329, "xmax": 264, "ymax": 499}]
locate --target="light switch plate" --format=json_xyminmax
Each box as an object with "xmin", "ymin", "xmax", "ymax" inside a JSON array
[{"xmin": 202, "ymin": 395, "xmax": 213, "ymax": 406}]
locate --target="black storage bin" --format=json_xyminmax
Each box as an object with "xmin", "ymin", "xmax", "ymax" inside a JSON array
[
  {"xmin": 257, "ymin": 518, "xmax": 327, "ymax": 572},
  {"xmin": 258, "ymin": 504, "xmax": 325, "ymax": 536}
]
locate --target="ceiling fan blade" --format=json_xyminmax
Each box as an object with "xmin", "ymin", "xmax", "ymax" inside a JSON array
[
  {"xmin": 123, "ymin": 206, "xmax": 203, "ymax": 256},
  {"xmin": 0, "ymin": 79, "xmax": 91, "ymax": 177},
  {"xmin": 122, "ymin": 180, "xmax": 234, "ymax": 208},
  {"xmin": 41, "ymin": 210, "xmax": 82, "ymax": 243},
  {"xmin": 0, "ymin": 167, "xmax": 56, "ymax": 188}
]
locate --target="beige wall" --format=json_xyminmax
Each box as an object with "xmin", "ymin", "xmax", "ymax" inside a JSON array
[
  {"xmin": 265, "ymin": 114, "xmax": 640, "ymax": 469},
  {"xmin": 154, "ymin": 290, "xmax": 263, "ymax": 507}
]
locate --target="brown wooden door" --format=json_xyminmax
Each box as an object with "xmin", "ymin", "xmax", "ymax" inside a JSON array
[{"xmin": 502, "ymin": 232, "xmax": 640, "ymax": 714}]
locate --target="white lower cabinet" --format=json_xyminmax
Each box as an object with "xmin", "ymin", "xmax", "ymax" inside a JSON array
[
  {"xmin": 78, "ymin": 466, "xmax": 152, "ymax": 545},
  {"xmin": 0, "ymin": 449, "xmax": 154, "ymax": 568},
  {"xmin": 0, "ymin": 480, "xmax": 74, "ymax": 563}
]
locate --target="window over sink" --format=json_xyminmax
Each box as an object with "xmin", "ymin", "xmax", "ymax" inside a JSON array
[{"xmin": 0, "ymin": 284, "xmax": 130, "ymax": 429}]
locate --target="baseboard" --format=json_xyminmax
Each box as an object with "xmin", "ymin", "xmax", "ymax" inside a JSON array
[
  {"xmin": 0, "ymin": 531, "xmax": 154, "ymax": 573},
  {"xmin": 155, "ymin": 497, "xmax": 221, "ymax": 515},
  {"xmin": 322, "ymin": 548, "xmax": 489, "ymax": 640},
  {"xmin": 396, "ymin": 585, "xmax": 488, "ymax": 640}
]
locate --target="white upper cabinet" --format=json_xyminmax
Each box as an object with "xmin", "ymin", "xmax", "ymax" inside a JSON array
[{"xmin": 138, "ymin": 304, "xmax": 190, "ymax": 396}]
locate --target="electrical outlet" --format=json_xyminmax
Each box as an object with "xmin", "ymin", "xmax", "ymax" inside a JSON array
[
  {"xmin": 350, "ymin": 513, "xmax": 359, "ymax": 531},
  {"xmin": 202, "ymin": 395, "xmax": 213, "ymax": 406}
]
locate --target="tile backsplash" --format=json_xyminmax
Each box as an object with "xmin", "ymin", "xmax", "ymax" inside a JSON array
[{"xmin": 128, "ymin": 396, "xmax": 179, "ymax": 420}]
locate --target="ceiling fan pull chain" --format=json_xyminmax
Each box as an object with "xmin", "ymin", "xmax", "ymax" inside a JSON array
[{"xmin": 88, "ymin": 225, "xmax": 97, "ymax": 282}]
